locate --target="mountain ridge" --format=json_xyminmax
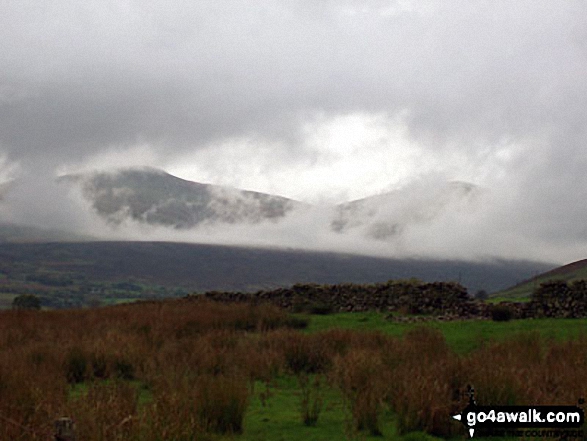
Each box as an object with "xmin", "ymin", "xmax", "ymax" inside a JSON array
[
  {"xmin": 57, "ymin": 167, "xmax": 481, "ymax": 241},
  {"xmin": 0, "ymin": 241, "xmax": 555, "ymax": 297},
  {"xmin": 59, "ymin": 167, "xmax": 304, "ymax": 229}
]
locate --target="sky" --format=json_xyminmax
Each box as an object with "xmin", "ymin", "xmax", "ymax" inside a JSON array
[{"xmin": 0, "ymin": 0, "xmax": 586, "ymax": 263}]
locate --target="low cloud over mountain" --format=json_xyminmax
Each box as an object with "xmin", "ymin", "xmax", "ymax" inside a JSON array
[
  {"xmin": 59, "ymin": 168, "xmax": 303, "ymax": 228},
  {"xmin": 1, "ymin": 1, "xmax": 586, "ymax": 264},
  {"xmin": 47, "ymin": 167, "xmax": 485, "ymax": 259}
]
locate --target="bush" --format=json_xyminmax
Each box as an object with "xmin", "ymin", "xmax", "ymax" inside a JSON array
[
  {"xmin": 66, "ymin": 380, "xmax": 138, "ymax": 440},
  {"xmin": 333, "ymin": 349, "xmax": 387, "ymax": 436},
  {"xmin": 113, "ymin": 358, "xmax": 135, "ymax": 380},
  {"xmin": 66, "ymin": 347, "xmax": 88, "ymax": 384},
  {"xmin": 308, "ymin": 301, "xmax": 334, "ymax": 315},
  {"xmin": 284, "ymin": 315, "xmax": 310, "ymax": 330},
  {"xmin": 12, "ymin": 294, "xmax": 41, "ymax": 310},
  {"xmin": 475, "ymin": 290, "xmax": 488, "ymax": 301},
  {"xmin": 282, "ymin": 333, "xmax": 329, "ymax": 374},
  {"xmin": 196, "ymin": 374, "xmax": 249, "ymax": 434},
  {"xmin": 490, "ymin": 305, "xmax": 513, "ymax": 322},
  {"xmin": 90, "ymin": 352, "xmax": 108, "ymax": 379}
]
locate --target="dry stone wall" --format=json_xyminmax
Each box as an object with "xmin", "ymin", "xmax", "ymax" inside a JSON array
[
  {"xmin": 201, "ymin": 281, "xmax": 482, "ymax": 317},
  {"xmin": 527, "ymin": 280, "xmax": 587, "ymax": 318},
  {"xmin": 198, "ymin": 279, "xmax": 587, "ymax": 321}
]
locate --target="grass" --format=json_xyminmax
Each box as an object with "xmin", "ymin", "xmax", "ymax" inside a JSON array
[
  {"xmin": 302, "ymin": 312, "xmax": 587, "ymax": 354},
  {"xmin": 494, "ymin": 262, "xmax": 587, "ymax": 299},
  {"xmin": 300, "ymin": 311, "xmax": 399, "ymax": 334},
  {"xmin": 244, "ymin": 376, "xmax": 441, "ymax": 441},
  {"xmin": 70, "ymin": 379, "xmax": 153, "ymax": 406},
  {"xmin": 246, "ymin": 313, "xmax": 587, "ymax": 440},
  {"xmin": 1, "ymin": 302, "xmax": 586, "ymax": 440}
]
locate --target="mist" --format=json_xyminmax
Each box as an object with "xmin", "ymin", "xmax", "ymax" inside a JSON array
[{"xmin": 0, "ymin": 0, "xmax": 585, "ymax": 264}]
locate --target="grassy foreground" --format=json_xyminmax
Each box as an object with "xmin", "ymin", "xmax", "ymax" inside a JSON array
[
  {"xmin": 0, "ymin": 301, "xmax": 586, "ymax": 440},
  {"xmin": 302, "ymin": 312, "xmax": 587, "ymax": 353}
]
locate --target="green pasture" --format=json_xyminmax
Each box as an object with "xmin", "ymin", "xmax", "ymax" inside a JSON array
[
  {"xmin": 300, "ymin": 312, "xmax": 587, "ymax": 354},
  {"xmin": 243, "ymin": 314, "xmax": 586, "ymax": 440}
]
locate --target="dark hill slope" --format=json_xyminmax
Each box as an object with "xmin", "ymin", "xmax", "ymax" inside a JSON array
[
  {"xmin": 495, "ymin": 258, "xmax": 587, "ymax": 299},
  {"xmin": 0, "ymin": 223, "xmax": 94, "ymax": 243},
  {"xmin": 0, "ymin": 241, "xmax": 554, "ymax": 294}
]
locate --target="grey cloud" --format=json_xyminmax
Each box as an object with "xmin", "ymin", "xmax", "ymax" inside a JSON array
[
  {"xmin": 2, "ymin": 0, "xmax": 585, "ymax": 158},
  {"xmin": 0, "ymin": 0, "xmax": 586, "ymax": 262}
]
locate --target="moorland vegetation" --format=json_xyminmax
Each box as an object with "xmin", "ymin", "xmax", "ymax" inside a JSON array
[{"xmin": 1, "ymin": 295, "xmax": 586, "ymax": 440}]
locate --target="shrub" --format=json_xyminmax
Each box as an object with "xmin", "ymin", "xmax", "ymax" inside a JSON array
[
  {"xmin": 90, "ymin": 352, "xmax": 108, "ymax": 379},
  {"xmin": 113, "ymin": 358, "xmax": 135, "ymax": 381},
  {"xmin": 382, "ymin": 328, "xmax": 461, "ymax": 437},
  {"xmin": 308, "ymin": 301, "xmax": 334, "ymax": 315},
  {"xmin": 12, "ymin": 294, "xmax": 41, "ymax": 310},
  {"xmin": 284, "ymin": 315, "xmax": 309, "ymax": 329},
  {"xmin": 65, "ymin": 347, "xmax": 88, "ymax": 384},
  {"xmin": 196, "ymin": 374, "xmax": 249, "ymax": 434},
  {"xmin": 141, "ymin": 378, "xmax": 203, "ymax": 440},
  {"xmin": 333, "ymin": 349, "xmax": 387, "ymax": 436},
  {"xmin": 66, "ymin": 380, "xmax": 138, "ymax": 440},
  {"xmin": 490, "ymin": 305, "xmax": 513, "ymax": 322},
  {"xmin": 475, "ymin": 290, "xmax": 488, "ymax": 301},
  {"xmin": 282, "ymin": 333, "xmax": 329, "ymax": 374}
]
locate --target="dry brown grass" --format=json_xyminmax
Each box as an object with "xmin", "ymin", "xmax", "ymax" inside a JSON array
[{"xmin": 0, "ymin": 300, "xmax": 586, "ymax": 439}]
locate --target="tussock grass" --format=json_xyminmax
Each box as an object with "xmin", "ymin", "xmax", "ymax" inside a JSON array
[{"xmin": 0, "ymin": 302, "xmax": 586, "ymax": 439}]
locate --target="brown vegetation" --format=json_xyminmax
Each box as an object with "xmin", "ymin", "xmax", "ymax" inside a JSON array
[{"xmin": 0, "ymin": 299, "xmax": 586, "ymax": 439}]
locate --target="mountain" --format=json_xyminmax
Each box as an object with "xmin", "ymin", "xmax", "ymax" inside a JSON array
[
  {"xmin": 58, "ymin": 168, "xmax": 480, "ymax": 239},
  {"xmin": 0, "ymin": 241, "xmax": 554, "ymax": 297},
  {"xmin": 494, "ymin": 258, "xmax": 587, "ymax": 299},
  {"xmin": 331, "ymin": 181, "xmax": 478, "ymax": 239},
  {"xmin": 59, "ymin": 168, "xmax": 305, "ymax": 228},
  {"xmin": 0, "ymin": 222, "xmax": 94, "ymax": 243}
]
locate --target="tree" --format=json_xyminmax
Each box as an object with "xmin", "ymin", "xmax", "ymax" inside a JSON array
[
  {"xmin": 12, "ymin": 294, "xmax": 41, "ymax": 310},
  {"xmin": 475, "ymin": 290, "xmax": 488, "ymax": 301}
]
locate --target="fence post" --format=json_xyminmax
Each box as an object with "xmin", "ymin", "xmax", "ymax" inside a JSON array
[{"xmin": 54, "ymin": 417, "xmax": 76, "ymax": 441}]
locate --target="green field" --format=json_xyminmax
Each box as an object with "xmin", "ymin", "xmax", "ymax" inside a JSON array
[
  {"xmin": 301, "ymin": 312, "xmax": 587, "ymax": 354},
  {"xmin": 234, "ymin": 314, "xmax": 587, "ymax": 441}
]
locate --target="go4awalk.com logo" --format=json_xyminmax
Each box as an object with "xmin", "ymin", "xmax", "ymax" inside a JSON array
[{"xmin": 452, "ymin": 387, "xmax": 585, "ymax": 438}]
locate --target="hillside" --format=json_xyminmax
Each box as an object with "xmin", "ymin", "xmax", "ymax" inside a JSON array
[
  {"xmin": 0, "ymin": 222, "xmax": 94, "ymax": 243},
  {"xmin": 331, "ymin": 181, "xmax": 477, "ymax": 239},
  {"xmin": 57, "ymin": 168, "xmax": 480, "ymax": 240},
  {"xmin": 0, "ymin": 241, "xmax": 554, "ymax": 308},
  {"xmin": 58, "ymin": 168, "xmax": 305, "ymax": 228},
  {"xmin": 493, "ymin": 258, "xmax": 587, "ymax": 299}
]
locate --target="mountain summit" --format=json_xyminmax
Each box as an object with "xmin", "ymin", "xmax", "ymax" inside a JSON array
[
  {"xmin": 59, "ymin": 168, "xmax": 480, "ymax": 240},
  {"xmin": 59, "ymin": 168, "xmax": 304, "ymax": 229}
]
